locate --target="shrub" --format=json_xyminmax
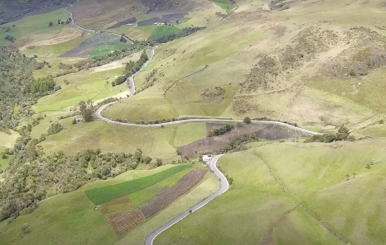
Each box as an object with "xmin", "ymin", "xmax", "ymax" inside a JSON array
[
  {"xmin": 47, "ymin": 122, "xmax": 63, "ymax": 135},
  {"xmin": 243, "ymin": 117, "xmax": 251, "ymax": 124}
]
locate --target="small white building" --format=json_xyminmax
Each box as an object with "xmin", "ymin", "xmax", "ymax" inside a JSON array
[{"xmin": 202, "ymin": 154, "xmax": 213, "ymax": 163}]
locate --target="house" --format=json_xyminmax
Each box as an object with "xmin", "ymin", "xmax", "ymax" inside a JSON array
[{"xmin": 202, "ymin": 154, "xmax": 213, "ymax": 163}]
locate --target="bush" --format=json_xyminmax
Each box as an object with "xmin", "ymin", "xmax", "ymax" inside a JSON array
[
  {"xmin": 208, "ymin": 124, "xmax": 234, "ymax": 137},
  {"xmin": 243, "ymin": 117, "xmax": 251, "ymax": 124},
  {"xmin": 82, "ymin": 109, "xmax": 94, "ymax": 122},
  {"xmin": 47, "ymin": 122, "xmax": 63, "ymax": 135}
]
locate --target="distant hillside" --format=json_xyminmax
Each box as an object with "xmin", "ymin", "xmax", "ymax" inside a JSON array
[{"xmin": 0, "ymin": 0, "xmax": 73, "ymax": 25}]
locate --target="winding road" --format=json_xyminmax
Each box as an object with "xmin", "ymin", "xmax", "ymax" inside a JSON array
[
  {"xmin": 90, "ymin": 21, "xmax": 320, "ymax": 244},
  {"xmin": 145, "ymin": 155, "xmax": 228, "ymax": 245},
  {"xmin": 65, "ymin": 6, "xmax": 133, "ymax": 43},
  {"xmin": 129, "ymin": 47, "xmax": 156, "ymax": 96}
]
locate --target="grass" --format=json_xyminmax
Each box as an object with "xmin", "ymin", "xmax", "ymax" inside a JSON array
[
  {"xmin": 85, "ymin": 164, "xmax": 192, "ymax": 205},
  {"xmin": 148, "ymin": 26, "xmax": 181, "ymax": 41},
  {"xmin": 103, "ymin": 96, "xmax": 179, "ymax": 122},
  {"xmin": 33, "ymin": 67, "xmax": 126, "ymax": 113},
  {"xmin": 0, "ymin": 164, "xmax": 193, "ymax": 245},
  {"xmin": 157, "ymin": 139, "xmax": 386, "ymax": 244},
  {"xmin": 0, "ymin": 9, "xmax": 69, "ymax": 46},
  {"xmin": 0, "ymin": 130, "xmax": 20, "ymax": 148},
  {"xmin": 0, "ymin": 146, "xmax": 12, "ymax": 171},
  {"xmin": 209, "ymin": 0, "xmax": 234, "ymax": 11},
  {"xmin": 90, "ymin": 44, "xmax": 135, "ymax": 59}
]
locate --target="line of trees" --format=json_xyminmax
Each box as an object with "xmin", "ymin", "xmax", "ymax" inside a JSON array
[
  {"xmin": 112, "ymin": 50, "xmax": 149, "ymax": 86},
  {"xmin": 305, "ymin": 125, "xmax": 354, "ymax": 143},
  {"xmin": 208, "ymin": 124, "xmax": 234, "ymax": 137},
  {"xmin": 150, "ymin": 26, "xmax": 206, "ymax": 44}
]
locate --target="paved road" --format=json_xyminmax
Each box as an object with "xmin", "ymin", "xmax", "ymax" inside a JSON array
[
  {"xmin": 95, "ymin": 102, "xmax": 319, "ymax": 135},
  {"xmin": 129, "ymin": 47, "xmax": 156, "ymax": 96},
  {"xmin": 144, "ymin": 155, "xmax": 228, "ymax": 245},
  {"xmin": 65, "ymin": 7, "xmax": 133, "ymax": 43}
]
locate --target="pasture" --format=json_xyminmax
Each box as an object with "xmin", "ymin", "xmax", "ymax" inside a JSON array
[
  {"xmin": 157, "ymin": 139, "xmax": 386, "ymax": 245},
  {"xmin": 85, "ymin": 164, "xmax": 192, "ymax": 204}
]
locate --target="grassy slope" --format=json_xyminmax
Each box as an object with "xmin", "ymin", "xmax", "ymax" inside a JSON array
[
  {"xmin": 209, "ymin": 0, "xmax": 233, "ymax": 11},
  {"xmin": 103, "ymin": 22, "xmax": 265, "ymax": 121},
  {"xmin": 33, "ymin": 67, "xmax": 125, "ymax": 113},
  {"xmin": 157, "ymin": 139, "xmax": 386, "ymax": 244},
  {"xmin": 85, "ymin": 164, "xmax": 192, "ymax": 204},
  {"xmin": 148, "ymin": 26, "xmax": 181, "ymax": 41},
  {"xmin": 0, "ymin": 164, "xmax": 219, "ymax": 245},
  {"xmin": 0, "ymin": 146, "xmax": 12, "ymax": 171},
  {"xmin": 31, "ymin": 119, "xmax": 206, "ymax": 162},
  {"xmin": 91, "ymin": 44, "xmax": 135, "ymax": 59},
  {"xmin": 0, "ymin": 9, "xmax": 69, "ymax": 46},
  {"xmin": 0, "ymin": 165, "xmax": 180, "ymax": 244},
  {"xmin": 0, "ymin": 130, "xmax": 19, "ymax": 149}
]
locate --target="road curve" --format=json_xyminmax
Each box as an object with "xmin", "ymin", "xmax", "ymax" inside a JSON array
[
  {"xmin": 129, "ymin": 47, "xmax": 156, "ymax": 96},
  {"xmin": 65, "ymin": 7, "xmax": 133, "ymax": 43},
  {"xmin": 95, "ymin": 102, "xmax": 319, "ymax": 135},
  {"xmin": 144, "ymin": 155, "xmax": 228, "ymax": 245}
]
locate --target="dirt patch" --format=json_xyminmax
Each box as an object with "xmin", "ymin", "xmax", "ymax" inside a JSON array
[
  {"xmin": 178, "ymin": 123, "xmax": 307, "ymax": 157},
  {"xmin": 141, "ymin": 0, "xmax": 212, "ymax": 15},
  {"xmin": 108, "ymin": 210, "xmax": 146, "ymax": 236},
  {"xmin": 59, "ymin": 33, "xmax": 121, "ymax": 58},
  {"xmin": 108, "ymin": 17, "xmax": 137, "ymax": 29},
  {"xmin": 60, "ymin": 46, "xmax": 97, "ymax": 58},
  {"xmin": 321, "ymin": 27, "xmax": 386, "ymax": 79},
  {"xmin": 206, "ymin": 123, "xmax": 235, "ymax": 135},
  {"xmin": 201, "ymin": 86, "xmax": 225, "ymax": 103},
  {"xmin": 141, "ymin": 169, "xmax": 207, "ymax": 218},
  {"xmin": 269, "ymin": 0, "xmax": 293, "ymax": 11},
  {"xmin": 241, "ymin": 27, "xmax": 340, "ymax": 93}
]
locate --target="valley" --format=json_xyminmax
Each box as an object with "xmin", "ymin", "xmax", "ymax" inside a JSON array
[{"xmin": 1, "ymin": 0, "xmax": 386, "ymax": 245}]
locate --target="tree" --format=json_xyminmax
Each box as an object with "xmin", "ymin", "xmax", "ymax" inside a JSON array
[
  {"xmin": 243, "ymin": 117, "xmax": 251, "ymax": 124},
  {"xmin": 2, "ymin": 154, "xmax": 8, "ymax": 159},
  {"xmin": 336, "ymin": 124, "xmax": 350, "ymax": 141},
  {"xmin": 4, "ymin": 35, "xmax": 15, "ymax": 42},
  {"xmin": 82, "ymin": 109, "xmax": 94, "ymax": 122},
  {"xmin": 49, "ymin": 22, "xmax": 54, "ymax": 27},
  {"xmin": 120, "ymin": 35, "xmax": 127, "ymax": 43},
  {"xmin": 72, "ymin": 118, "xmax": 76, "ymax": 125},
  {"xmin": 156, "ymin": 158, "xmax": 163, "ymax": 166}
]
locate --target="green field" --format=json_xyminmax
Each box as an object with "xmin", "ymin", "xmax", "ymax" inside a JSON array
[
  {"xmin": 209, "ymin": 0, "xmax": 234, "ymax": 11},
  {"xmin": 90, "ymin": 44, "xmax": 135, "ymax": 58},
  {"xmin": 0, "ymin": 9, "xmax": 69, "ymax": 46},
  {"xmin": 0, "ymin": 146, "xmax": 12, "ymax": 171},
  {"xmin": 85, "ymin": 164, "xmax": 192, "ymax": 204},
  {"xmin": 148, "ymin": 26, "xmax": 181, "ymax": 41},
  {"xmin": 157, "ymin": 139, "xmax": 386, "ymax": 244},
  {"xmin": 0, "ymin": 164, "xmax": 219, "ymax": 245}
]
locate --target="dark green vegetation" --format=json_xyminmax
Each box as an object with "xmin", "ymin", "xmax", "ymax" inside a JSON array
[
  {"xmin": 47, "ymin": 122, "xmax": 63, "ymax": 135},
  {"xmin": 149, "ymin": 26, "xmax": 206, "ymax": 44},
  {"xmin": 25, "ymin": 76, "xmax": 58, "ymax": 95},
  {"xmin": 305, "ymin": 125, "xmax": 354, "ymax": 143},
  {"xmin": 209, "ymin": 0, "xmax": 234, "ymax": 11},
  {"xmin": 208, "ymin": 124, "xmax": 234, "ymax": 137},
  {"xmin": 85, "ymin": 164, "xmax": 191, "ymax": 205},
  {"xmin": 112, "ymin": 50, "xmax": 149, "ymax": 86},
  {"xmin": 0, "ymin": 46, "xmax": 54, "ymax": 132},
  {"xmin": 0, "ymin": 127, "xmax": 169, "ymax": 221}
]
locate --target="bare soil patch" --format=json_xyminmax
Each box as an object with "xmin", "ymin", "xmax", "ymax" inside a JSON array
[
  {"xmin": 141, "ymin": 0, "xmax": 212, "ymax": 15},
  {"xmin": 60, "ymin": 46, "xmax": 97, "ymax": 58},
  {"xmin": 179, "ymin": 123, "xmax": 307, "ymax": 157},
  {"xmin": 108, "ymin": 210, "xmax": 146, "ymax": 236},
  {"xmin": 108, "ymin": 17, "xmax": 137, "ymax": 29},
  {"xmin": 141, "ymin": 169, "xmax": 207, "ymax": 218}
]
